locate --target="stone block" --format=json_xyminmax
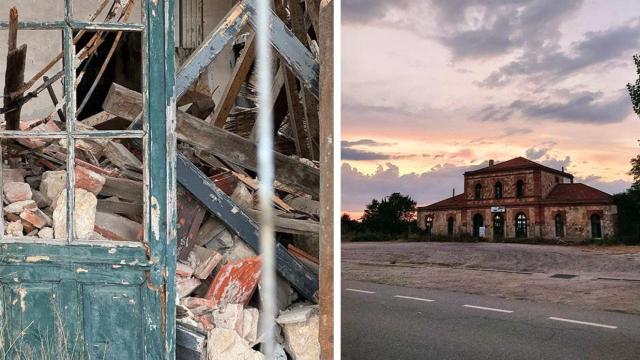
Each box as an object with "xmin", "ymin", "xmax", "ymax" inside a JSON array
[
  {"xmin": 2, "ymin": 168, "xmax": 25, "ymax": 183},
  {"xmin": 282, "ymin": 308, "xmax": 320, "ymax": 360},
  {"xmin": 212, "ymin": 303, "xmax": 244, "ymax": 334},
  {"xmin": 40, "ymin": 170, "xmax": 67, "ymax": 205},
  {"xmin": 53, "ymin": 188, "xmax": 97, "ymax": 239},
  {"xmin": 38, "ymin": 227, "xmax": 53, "ymax": 238},
  {"xmin": 5, "ymin": 220, "xmax": 23, "ymax": 236}
]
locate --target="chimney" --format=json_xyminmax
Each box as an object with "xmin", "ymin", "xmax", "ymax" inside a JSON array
[
  {"xmin": 452, "ymin": 188, "xmax": 455, "ymax": 198},
  {"xmin": 561, "ymin": 166, "xmax": 564, "ymax": 173},
  {"xmin": 489, "ymin": 159, "xmax": 494, "ymax": 166}
]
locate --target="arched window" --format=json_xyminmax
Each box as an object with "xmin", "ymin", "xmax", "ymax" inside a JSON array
[
  {"xmin": 475, "ymin": 183, "xmax": 483, "ymax": 200},
  {"xmin": 495, "ymin": 182, "xmax": 503, "ymax": 199},
  {"xmin": 516, "ymin": 180, "xmax": 525, "ymax": 198},
  {"xmin": 555, "ymin": 213, "xmax": 564, "ymax": 238},
  {"xmin": 591, "ymin": 214, "xmax": 602, "ymax": 238},
  {"xmin": 447, "ymin": 217, "xmax": 454, "ymax": 236},
  {"xmin": 515, "ymin": 212, "xmax": 527, "ymax": 238},
  {"xmin": 473, "ymin": 213, "xmax": 483, "ymax": 238},
  {"xmin": 425, "ymin": 215, "xmax": 434, "ymax": 236}
]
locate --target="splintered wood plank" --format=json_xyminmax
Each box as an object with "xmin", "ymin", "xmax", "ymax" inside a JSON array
[
  {"xmin": 211, "ymin": 33, "xmax": 256, "ymax": 127},
  {"xmin": 204, "ymin": 256, "xmax": 262, "ymax": 305},
  {"xmin": 282, "ymin": 64, "xmax": 312, "ymax": 159},
  {"xmin": 177, "ymin": 186, "xmax": 207, "ymax": 262}
]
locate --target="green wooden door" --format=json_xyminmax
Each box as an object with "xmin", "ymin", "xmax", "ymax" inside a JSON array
[{"xmin": 0, "ymin": 0, "xmax": 176, "ymax": 359}]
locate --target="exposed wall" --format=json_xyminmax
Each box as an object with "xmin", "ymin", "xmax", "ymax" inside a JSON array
[
  {"xmin": 542, "ymin": 205, "xmax": 617, "ymax": 240},
  {"xmin": 465, "ymin": 170, "xmax": 536, "ymax": 202}
]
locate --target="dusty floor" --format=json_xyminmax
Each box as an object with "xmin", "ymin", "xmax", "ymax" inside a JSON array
[{"xmin": 342, "ymin": 241, "xmax": 640, "ymax": 314}]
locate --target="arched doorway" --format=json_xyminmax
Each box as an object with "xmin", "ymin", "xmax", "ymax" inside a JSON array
[
  {"xmin": 447, "ymin": 217, "xmax": 454, "ymax": 236},
  {"xmin": 591, "ymin": 214, "xmax": 602, "ymax": 238},
  {"xmin": 425, "ymin": 215, "xmax": 434, "ymax": 236},
  {"xmin": 515, "ymin": 212, "xmax": 527, "ymax": 238},
  {"xmin": 473, "ymin": 213, "xmax": 483, "ymax": 238},
  {"xmin": 493, "ymin": 213, "xmax": 504, "ymax": 239}
]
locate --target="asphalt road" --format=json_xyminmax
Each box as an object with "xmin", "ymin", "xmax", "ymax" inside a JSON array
[{"xmin": 342, "ymin": 280, "xmax": 640, "ymax": 360}]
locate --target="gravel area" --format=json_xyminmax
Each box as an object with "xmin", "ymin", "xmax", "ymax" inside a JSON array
[{"xmin": 342, "ymin": 241, "xmax": 640, "ymax": 314}]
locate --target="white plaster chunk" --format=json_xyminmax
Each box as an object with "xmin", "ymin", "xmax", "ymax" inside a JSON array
[
  {"xmin": 276, "ymin": 305, "xmax": 314, "ymax": 325},
  {"xmin": 40, "ymin": 170, "xmax": 67, "ymax": 205},
  {"xmin": 213, "ymin": 303, "xmax": 244, "ymax": 335},
  {"xmin": 53, "ymin": 188, "xmax": 97, "ymax": 239},
  {"xmin": 38, "ymin": 227, "xmax": 54, "ymax": 239},
  {"xmin": 4, "ymin": 200, "xmax": 37, "ymax": 214},
  {"xmin": 5, "ymin": 220, "xmax": 23, "ymax": 237},
  {"xmin": 242, "ymin": 307, "xmax": 260, "ymax": 345},
  {"xmin": 282, "ymin": 309, "xmax": 320, "ymax": 360},
  {"xmin": 207, "ymin": 328, "xmax": 265, "ymax": 360}
]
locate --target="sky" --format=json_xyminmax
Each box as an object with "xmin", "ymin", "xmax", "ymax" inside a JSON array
[{"xmin": 341, "ymin": 0, "xmax": 640, "ymax": 219}]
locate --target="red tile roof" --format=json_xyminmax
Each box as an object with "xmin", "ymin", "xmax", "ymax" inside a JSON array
[
  {"xmin": 544, "ymin": 183, "xmax": 613, "ymax": 204},
  {"xmin": 418, "ymin": 193, "xmax": 466, "ymax": 210},
  {"xmin": 465, "ymin": 157, "xmax": 573, "ymax": 178}
]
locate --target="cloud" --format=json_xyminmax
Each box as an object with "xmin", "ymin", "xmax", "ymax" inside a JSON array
[
  {"xmin": 342, "ymin": 0, "xmax": 413, "ymax": 24},
  {"xmin": 341, "ymin": 138, "xmax": 413, "ymax": 160},
  {"xmin": 478, "ymin": 90, "xmax": 632, "ymax": 124},
  {"xmin": 430, "ymin": 0, "xmax": 583, "ymax": 58},
  {"xmin": 479, "ymin": 17, "xmax": 640, "ymax": 86},
  {"xmin": 577, "ymin": 175, "xmax": 631, "ymax": 195},
  {"xmin": 526, "ymin": 147, "xmax": 550, "ymax": 160},
  {"xmin": 341, "ymin": 161, "xmax": 489, "ymax": 213},
  {"xmin": 342, "ymin": 139, "xmax": 396, "ymax": 147},
  {"xmin": 341, "ymin": 148, "xmax": 392, "ymax": 161}
]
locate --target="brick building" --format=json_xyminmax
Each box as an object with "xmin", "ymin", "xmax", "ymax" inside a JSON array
[{"xmin": 417, "ymin": 157, "xmax": 617, "ymax": 241}]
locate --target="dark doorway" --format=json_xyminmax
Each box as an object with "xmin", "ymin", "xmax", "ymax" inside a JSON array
[
  {"xmin": 516, "ymin": 180, "xmax": 525, "ymax": 198},
  {"xmin": 447, "ymin": 217, "xmax": 454, "ymax": 236},
  {"xmin": 493, "ymin": 213, "xmax": 504, "ymax": 239},
  {"xmin": 473, "ymin": 213, "xmax": 483, "ymax": 238},
  {"xmin": 591, "ymin": 214, "xmax": 602, "ymax": 238},
  {"xmin": 555, "ymin": 213, "xmax": 565, "ymax": 238},
  {"xmin": 495, "ymin": 182, "xmax": 503, "ymax": 199},
  {"xmin": 515, "ymin": 212, "xmax": 527, "ymax": 238}
]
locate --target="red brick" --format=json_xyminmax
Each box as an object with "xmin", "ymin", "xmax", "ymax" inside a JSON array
[
  {"xmin": 74, "ymin": 165, "xmax": 105, "ymax": 194},
  {"xmin": 20, "ymin": 208, "xmax": 52, "ymax": 229},
  {"xmin": 204, "ymin": 256, "xmax": 262, "ymax": 306}
]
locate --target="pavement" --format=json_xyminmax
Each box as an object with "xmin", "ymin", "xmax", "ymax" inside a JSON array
[{"xmin": 342, "ymin": 279, "xmax": 640, "ymax": 360}]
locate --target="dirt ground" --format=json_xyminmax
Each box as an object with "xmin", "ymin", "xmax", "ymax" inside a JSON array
[{"xmin": 342, "ymin": 241, "xmax": 640, "ymax": 314}]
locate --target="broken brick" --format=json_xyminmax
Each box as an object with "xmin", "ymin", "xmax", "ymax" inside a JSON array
[
  {"xmin": 20, "ymin": 208, "xmax": 52, "ymax": 229},
  {"xmin": 94, "ymin": 211, "xmax": 142, "ymax": 241},
  {"xmin": 204, "ymin": 256, "xmax": 262, "ymax": 306},
  {"xmin": 3, "ymin": 182, "xmax": 32, "ymax": 203},
  {"xmin": 4, "ymin": 199, "xmax": 37, "ymax": 214},
  {"xmin": 75, "ymin": 165, "xmax": 105, "ymax": 195}
]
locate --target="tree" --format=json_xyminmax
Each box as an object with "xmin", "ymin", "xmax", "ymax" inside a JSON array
[
  {"xmin": 627, "ymin": 54, "xmax": 640, "ymax": 118},
  {"xmin": 361, "ymin": 193, "xmax": 416, "ymax": 236}
]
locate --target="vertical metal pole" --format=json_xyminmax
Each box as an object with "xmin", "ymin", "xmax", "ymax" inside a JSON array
[{"xmin": 256, "ymin": 0, "xmax": 276, "ymax": 358}]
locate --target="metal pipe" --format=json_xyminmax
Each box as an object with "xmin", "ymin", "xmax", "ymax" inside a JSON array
[{"xmin": 256, "ymin": 0, "xmax": 276, "ymax": 358}]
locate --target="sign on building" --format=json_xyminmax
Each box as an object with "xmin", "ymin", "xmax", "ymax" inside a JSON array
[{"xmin": 491, "ymin": 206, "xmax": 506, "ymax": 213}]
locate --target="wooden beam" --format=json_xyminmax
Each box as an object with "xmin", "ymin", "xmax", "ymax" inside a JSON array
[
  {"xmin": 244, "ymin": 208, "xmax": 319, "ymax": 235},
  {"xmin": 103, "ymin": 83, "xmax": 320, "ymax": 198},
  {"xmin": 175, "ymin": 0, "xmax": 251, "ymax": 98},
  {"xmin": 289, "ymin": 0, "xmax": 321, "ymax": 160},
  {"xmin": 176, "ymin": 153, "xmax": 319, "ymax": 302},
  {"xmin": 245, "ymin": 0, "xmax": 320, "ymax": 98},
  {"xmin": 304, "ymin": 0, "xmax": 320, "ymax": 35},
  {"xmin": 176, "ymin": 110, "xmax": 319, "ymax": 198},
  {"xmin": 282, "ymin": 64, "xmax": 312, "ymax": 159},
  {"xmin": 211, "ymin": 33, "xmax": 256, "ymax": 127},
  {"xmin": 3, "ymin": 7, "xmax": 26, "ymax": 130}
]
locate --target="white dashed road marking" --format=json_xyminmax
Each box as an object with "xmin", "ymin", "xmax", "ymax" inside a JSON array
[
  {"xmin": 463, "ymin": 305, "xmax": 514, "ymax": 313},
  {"xmin": 346, "ymin": 288, "xmax": 375, "ymax": 294},
  {"xmin": 394, "ymin": 295, "xmax": 435, "ymax": 302},
  {"xmin": 548, "ymin": 317, "xmax": 617, "ymax": 329}
]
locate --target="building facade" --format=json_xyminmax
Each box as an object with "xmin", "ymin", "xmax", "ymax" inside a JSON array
[{"xmin": 417, "ymin": 157, "xmax": 617, "ymax": 241}]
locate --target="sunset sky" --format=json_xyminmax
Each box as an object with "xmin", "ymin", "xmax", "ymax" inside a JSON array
[{"xmin": 342, "ymin": 0, "xmax": 640, "ymax": 219}]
